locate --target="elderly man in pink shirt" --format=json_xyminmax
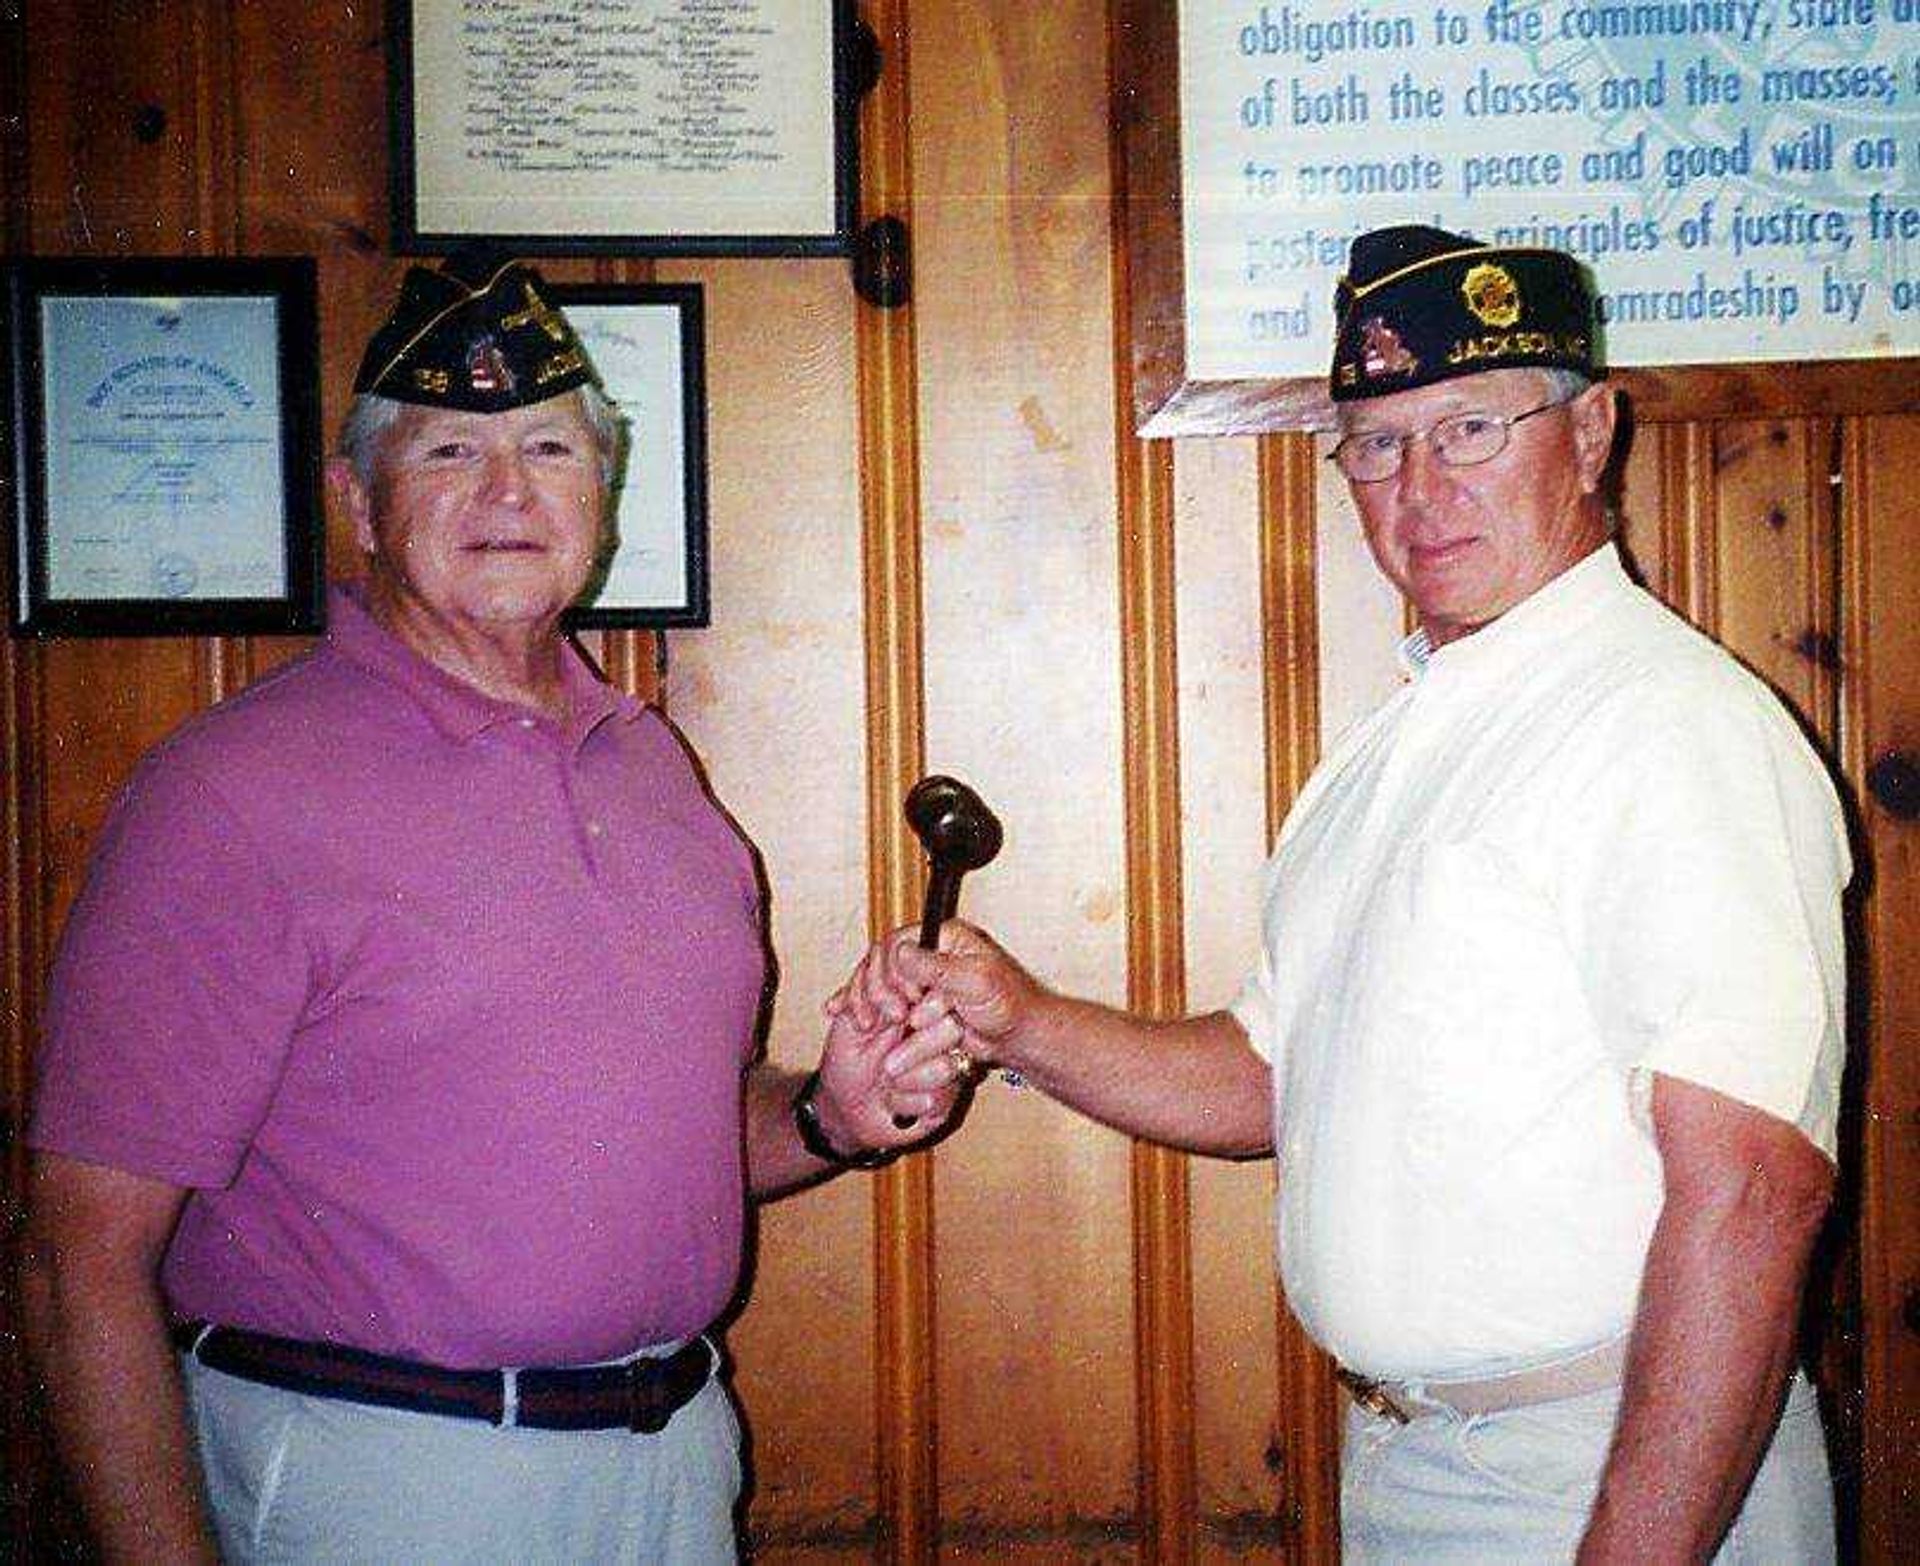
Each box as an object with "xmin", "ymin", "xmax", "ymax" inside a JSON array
[{"xmin": 21, "ymin": 251, "xmax": 965, "ymax": 1564}]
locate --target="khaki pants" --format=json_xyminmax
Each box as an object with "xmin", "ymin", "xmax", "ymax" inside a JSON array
[
  {"xmin": 181, "ymin": 1351, "xmax": 742, "ymax": 1564},
  {"xmin": 1341, "ymin": 1367, "xmax": 1835, "ymax": 1563}
]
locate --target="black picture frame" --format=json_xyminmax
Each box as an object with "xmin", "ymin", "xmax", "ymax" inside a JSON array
[
  {"xmin": 552, "ymin": 282, "xmax": 709, "ymax": 630},
  {"xmin": 4, "ymin": 256, "xmax": 325, "ymax": 638},
  {"xmin": 388, "ymin": 0, "xmax": 859, "ymax": 258}
]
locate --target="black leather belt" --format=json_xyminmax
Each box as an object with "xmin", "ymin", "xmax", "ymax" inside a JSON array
[{"xmin": 172, "ymin": 1320, "xmax": 714, "ymax": 1433}]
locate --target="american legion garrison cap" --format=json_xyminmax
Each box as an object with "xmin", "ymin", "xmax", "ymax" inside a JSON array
[
  {"xmin": 352, "ymin": 248, "xmax": 597, "ymax": 412},
  {"xmin": 1329, "ymin": 225, "xmax": 1599, "ymax": 402}
]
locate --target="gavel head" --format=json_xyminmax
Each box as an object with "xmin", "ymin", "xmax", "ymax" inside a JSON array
[{"xmin": 905, "ymin": 774, "xmax": 1003, "ymax": 871}]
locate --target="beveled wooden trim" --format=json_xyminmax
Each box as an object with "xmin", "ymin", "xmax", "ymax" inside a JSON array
[
  {"xmin": 853, "ymin": 3, "xmax": 938, "ymax": 1559},
  {"xmin": 1802, "ymin": 418, "xmax": 1842, "ymax": 743},
  {"xmin": 1813, "ymin": 417, "xmax": 1866, "ymax": 1556},
  {"xmin": 1258, "ymin": 438, "xmax": 1320, "ymax": 808},
  {"xmin": 1256, "ymin": 433, "xmax": 1343, "ymax": 1561},
  {"xmin": 0, "ymin": 629, "xmax": 43, "ymax": 1556},
  {"xmin": 190, "ymin": 0, "xmax": 238, "ymax": 249},
  {"xmin": 2, "ymin": 4, "xmax": 40, "ymax": 1539},
  {"xmin": 1114, "ymin": 428, "xmax": 1197, "ymax": 1555},
  {"xmin": 1109, "ymin": 0, "xmax": 1199, "ymax": 1540},
  {"xmin": 1113, "ymin": 0, "xmax": 1916, "ymax": 437},
  {"xmin": 1835, "ymin": 418, "xmax": 1881, "ymax": 1559},
  {"xmin": 1656, "ymin": 423, "xmax": 1717, "ymax": 635},
  {"xmin": 191, "ymin": 0, "xmax": 248, "ymax": 704},
  {"xmin": 595, "ymin": 630, "xmax": 665, "ymax": 708}
]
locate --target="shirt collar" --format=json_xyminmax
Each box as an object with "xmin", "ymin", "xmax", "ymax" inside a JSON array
[
  {"xmin": 323, "ymin": 583, "xmax": 642, "ymax": 745},
  {"xmin": 1395, "ymin": 541, "xmax": 1629, "ymax": 683}
]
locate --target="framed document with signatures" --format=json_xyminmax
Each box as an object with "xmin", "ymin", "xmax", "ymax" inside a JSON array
[
  {"xmin": 551, "ymin": 283, "xmax": 709, "ymax": 629},
  {"xmin": 389, "ymin": 0, "xmax": 859, "ymax": 257},
  {"xmin": 1120, "ymin": 0, "xmax": 1918, "ymax": 435},
  {"xmin": 4, "ymin": 256, "xmax": 325, "ymax": 637}
]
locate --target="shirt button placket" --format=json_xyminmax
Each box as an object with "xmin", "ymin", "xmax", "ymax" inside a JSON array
[{"xmin": 560, "ymin": 754, "xmax": 607, "ymax": 884}]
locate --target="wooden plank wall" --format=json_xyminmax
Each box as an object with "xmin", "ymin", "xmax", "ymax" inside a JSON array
[{"xmin": 2, "ymin": 2, "xmax": 1913, "ymax": 1560}]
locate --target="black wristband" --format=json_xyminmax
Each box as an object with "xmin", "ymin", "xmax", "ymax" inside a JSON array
[{"xmin": 792, "ymin": 1070, "xmax": 893, "ymax": 1169}]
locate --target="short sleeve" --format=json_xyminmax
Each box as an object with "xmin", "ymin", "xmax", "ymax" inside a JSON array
[
  {"xmin": 1229, "ymin": 854, "xmax": 1284, "ymax": 1065},
  {"xmin": 29, "ymin": 752, "xmax": 312, "ymax": 1187},
  {"xmin": 1558, "ymin": 674, "xmax": 1849, "ymax": 1157}
]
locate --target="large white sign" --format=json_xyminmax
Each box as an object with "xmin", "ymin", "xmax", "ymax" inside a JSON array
[{"xmin": 1179, "ymin": 0, "xmax": 1920, "ymax": 378}]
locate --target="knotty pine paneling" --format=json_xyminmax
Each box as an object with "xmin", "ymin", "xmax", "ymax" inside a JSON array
[
  {"xmin": 1172, "ymin": 436, "xmax": 1290, "ymax": 1561},
  {"xmin": 846, "ymin": 3, "xmax": 942, "ymax": 1550},
  {"xmin": 1847, "ymin": 415, "xmax": 1919, "ymax": 1560},
  {"xmin": 24, "ymin": 0, "xmax": 217, "ymax": 943},
  {"xmin": 659, "ymin": 259, "xmax": 877, "ymax": 1557},
  {"xmin": 909, "ymin": 0, "xmax": 1138, "ymax": 1550},
  {"xmin": 1708, "ymin": 419, "xmax": 1841, "ymax": 735},
  {"xmin": 1614, "ymin": 412, "xmax": 1682, "ymax": 603},
  {"xmin": 1255, "ymin": 434, "xmax": 1346, "ymax": 1564},
  {"xmin": 234, "ymin": 0, "xmax": 403, "ymax": 581},
  {"xmin": 3, "ymin": 1, "xmax": 1917, "ymax": 1560}
]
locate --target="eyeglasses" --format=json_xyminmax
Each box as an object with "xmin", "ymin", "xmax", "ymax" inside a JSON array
[{"xmin": 1328, "ymin": 399, "xmax": 1572, "ymax": 484}]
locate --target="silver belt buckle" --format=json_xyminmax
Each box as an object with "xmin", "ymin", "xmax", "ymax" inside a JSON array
[{"xmin": 1336, "ymin": 1367, "xmax": 1413, "ymax": 1425}]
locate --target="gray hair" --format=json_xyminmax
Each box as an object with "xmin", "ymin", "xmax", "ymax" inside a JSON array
[
  {"xmin": 336, "ymin": 382, "xmax": 625, "ymax": 490},
  {"xmin": 1334, "ymin": 365, "xmax": 1595, "ymax": 431},
  {"xmin": 1535, "ymin": 367, "xmax": 1592, "ymax": 404}
]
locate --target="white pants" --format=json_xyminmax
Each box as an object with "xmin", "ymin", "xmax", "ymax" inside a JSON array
[
  {"xmin": 1341, "ymin": 1367, "xmax": 1835, "ymax": 1563},
  {"xmin": 181, "ymin": 1351, "xmax": 742, "ymax": 1565}
]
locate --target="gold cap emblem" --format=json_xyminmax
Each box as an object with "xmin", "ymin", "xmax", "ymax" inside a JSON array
[{"xmin": 1462, "ymin": 263, "xmax": 1522, "ymax": 329}]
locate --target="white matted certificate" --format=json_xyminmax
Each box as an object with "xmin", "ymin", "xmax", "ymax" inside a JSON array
[
  {"xmin": 392, "ymin": 0, "xmax": 857, "ymax": 256},
  {"xmin": 554, "ymin": 283, "xmax": 709, "ymax": 628},
  {"xmin": 38, "ymin": 294, "xmax": 287, "ymax": 602},
  {"xmin": 6, "ymin": 257, "xmax": 324, "ymax": 638}
]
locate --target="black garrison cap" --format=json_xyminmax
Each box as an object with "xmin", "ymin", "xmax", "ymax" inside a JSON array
[
  {"xmin": 1330, "ymin": 225, "xmax": 1599, "ymax": 402},
  {"xmin": 353, "ymin": 248, "xmax": 596, "ymax": 412}
]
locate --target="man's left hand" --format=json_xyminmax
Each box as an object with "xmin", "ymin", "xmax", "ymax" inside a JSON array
[{"xmin": 808, "ymin": 1002, "xmax": 968, "ymax": 1161}]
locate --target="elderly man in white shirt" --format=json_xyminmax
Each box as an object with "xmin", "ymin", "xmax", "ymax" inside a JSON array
[{"xmin": 838, "ymin": 224, "xmax": 1847, "ymax": 1562}]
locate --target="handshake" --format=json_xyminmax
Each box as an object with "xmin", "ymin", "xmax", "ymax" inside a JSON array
[
  {"xmin": 792, "ymin": 776, "xmax": 1270, "ymax": 1173},
  {"xmin": 800, "ymin": 776, "xmax": 1037, "ymax": 1165}
]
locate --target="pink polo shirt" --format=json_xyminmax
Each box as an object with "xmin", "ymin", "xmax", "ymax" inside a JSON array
[{"xmin": 31, "ymin": 587, "xmax": 767, "ymax": 1367}]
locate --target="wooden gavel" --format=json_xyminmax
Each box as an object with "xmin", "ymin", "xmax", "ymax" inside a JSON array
[
  {"xmin": 890, "ymin": 775, "xmax": 1003, "ymax": 1127},
  {"xmin": 905, "ymin": 774, "xmax": 1003, "ymax": 951}
]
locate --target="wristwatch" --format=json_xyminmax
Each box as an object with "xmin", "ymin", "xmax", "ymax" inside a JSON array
[{"xmin": 792, "ymin": 1071, "xmax": 893, "ymax": 1169}]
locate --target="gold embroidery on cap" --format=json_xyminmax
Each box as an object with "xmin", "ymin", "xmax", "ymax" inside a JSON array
[
  {"xmin": 499, "ymin": 282, "xmax": 570, "ymax": 344},
  {"xmin": 413, "ymin": 367, "xmax": 451, "ymax": 394},
  {"xmin": 1463, "ymin": 263, "xmax": 1521, "ymax": 329},
  {"xmin": 1445, "ymin": 328, "xmax": 1585, "ymax": 367},
  {"xmin": 534, "ymin": 347, "xmax": 587, "ymax": 386}
]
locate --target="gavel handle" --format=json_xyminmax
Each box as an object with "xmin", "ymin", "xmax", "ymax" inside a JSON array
[
  {"xmin": 893, "ymin": 862, "xmax": 965, "ymax": 1129},
  {"xmin": 919, "ymin": 864, "xmax": 963, "ymax": 950}
]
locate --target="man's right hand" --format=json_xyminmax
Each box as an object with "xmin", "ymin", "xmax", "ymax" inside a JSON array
[
  {"xmin": 830, "ymin": 920, "xmax": 1049, "ymax": 1081},
  {"xmin": 832, "ymin": 922, "xmax": 1274, "ymax": 1158}
]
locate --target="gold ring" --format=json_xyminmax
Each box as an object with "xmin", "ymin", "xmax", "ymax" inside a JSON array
[{"xmin": 947, "ymin": 1045, "xmax": 978, "ymax": 1083}]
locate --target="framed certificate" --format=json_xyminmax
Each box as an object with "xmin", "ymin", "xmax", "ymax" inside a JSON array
[
  {"xmin": 553, "ymin": 283, "xmax": 709, "ymax": 629},
  {"xmin": 389, "ymin": 0, "xmax": 859, "ymax": 257},
  {"xmin": 4, "ymin": 257, "xmax": 325, "ymax": 637}
]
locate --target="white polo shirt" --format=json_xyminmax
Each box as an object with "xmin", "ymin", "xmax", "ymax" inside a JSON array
[{"xmin": 1232, "ymin": 543, "xmax": 1848, "ymax": 1383}]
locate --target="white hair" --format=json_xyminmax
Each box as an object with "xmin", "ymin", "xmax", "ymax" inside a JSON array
[
  {"xmin": 1534, "ymin": 366, "xmax": 1593, "ymax": 404},
  {"xmin": 336, "ymin": 382, "xmax": 624, "ymax": 489}
]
